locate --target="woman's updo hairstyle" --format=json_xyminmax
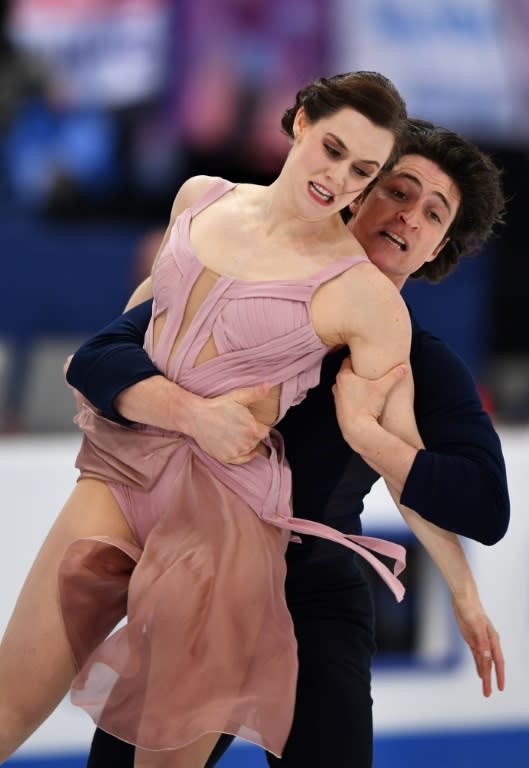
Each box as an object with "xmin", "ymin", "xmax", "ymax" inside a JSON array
[{"xmin": 281, "ymin": 71, "xmax": 407, "ymax": 167}]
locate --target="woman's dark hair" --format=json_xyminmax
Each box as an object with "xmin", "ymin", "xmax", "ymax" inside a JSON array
[
  {"xmin": 281, "ymin": 71, "xmax": 408, "ymax": 169},
  {"xmin": 398, "ymin": 118, "xmax": 505, "ymax": 282}
]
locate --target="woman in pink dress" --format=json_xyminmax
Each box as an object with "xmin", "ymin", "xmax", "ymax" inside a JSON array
[{"xmin": 0, "ymin": 72, "xmax": 486, "ymax": 768}]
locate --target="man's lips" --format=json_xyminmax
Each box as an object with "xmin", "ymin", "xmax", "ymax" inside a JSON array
[{"xmin": 380, "ymin": 230, "xmax": 407, "ymax": 251}]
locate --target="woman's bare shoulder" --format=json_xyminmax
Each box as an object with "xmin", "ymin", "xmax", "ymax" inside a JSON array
[
  {"xmin": 344, "ymin": 261, "xmax": 408, "ymax": 329},
  {"xmin": 313, "ymin": 259, "xmax": 409, "ymax": 348},
  {"xmin": 330, "ymin": 259, "xmax": 404, "ymax": 311},
  {"xmin": 169, "ymin": 175, "xmax": 228, "ymax": 220}
]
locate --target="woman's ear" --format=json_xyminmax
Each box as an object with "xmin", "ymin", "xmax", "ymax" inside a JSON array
[{"xmin": 293, "ymin": 107, "xmax": 307, "ymax": 139}]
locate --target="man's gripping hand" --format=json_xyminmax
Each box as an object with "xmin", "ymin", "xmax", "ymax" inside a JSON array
[{"xmin": 186, "ymin": 383, "xmax": 272, "ymax": 464}]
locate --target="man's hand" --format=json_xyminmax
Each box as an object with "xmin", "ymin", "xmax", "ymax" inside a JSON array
[
  {"xmin": 332, "ymin": 357, "xmax": 407, "ymax": 449},
  {"xmin": 66, "ymin": 347, "xmax": 271, "ymax": 464},
  {"xmin": 451, "ymin": 593, "xmax": 505, "ymax": 697},
  {"xmin": 179, "ymin": 383, "xmax": 272, "ymax": 465}
]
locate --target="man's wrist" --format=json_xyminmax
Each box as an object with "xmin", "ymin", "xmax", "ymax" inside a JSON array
[
  {"xmin": 342, "ymin": 417, "xmax": 385, "ymax": 455},
  {"xmin": 343, "ymin": 418, "xmax": 418, "ymax": 495},
  {"xmin": 173, "ymin": 387, "xmax": 208, "ymax": 436},
  {"xmin": 114, "ymin": 375, "xmax": 203, "ymax": 434}
]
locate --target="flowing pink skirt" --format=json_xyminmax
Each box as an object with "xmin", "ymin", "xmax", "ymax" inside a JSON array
[
  {"xmin": 59, "ymin": 402, "xmax": 405, "ymax": 761},
  {"xmin": 59, "ymin": 407, "xmax": 297, "ymax": 759}
]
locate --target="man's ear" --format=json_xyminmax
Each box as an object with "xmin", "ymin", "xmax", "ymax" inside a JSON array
[
  {"xmin": 349, "ymin": 197, "xmax": 361, "ymax": 218},
  {"xmin": 427, "ymin": 236, "xmax": 449, "ymax": 262}
]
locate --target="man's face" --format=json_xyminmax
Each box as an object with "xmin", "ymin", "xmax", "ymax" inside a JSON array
[{"xmin": 349, "ymin": 154, "xmax": 461, "ymax": 289}]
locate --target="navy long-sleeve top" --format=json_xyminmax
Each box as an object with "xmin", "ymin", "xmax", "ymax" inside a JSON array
[{"xmin": 67, "ymin": 300, "xmax": 509, "ymax": 554}]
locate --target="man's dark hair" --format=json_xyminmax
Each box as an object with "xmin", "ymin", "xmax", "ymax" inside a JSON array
[{"xmin": 396, "ymin": 118, "xmax": 505, "ymax": 282}]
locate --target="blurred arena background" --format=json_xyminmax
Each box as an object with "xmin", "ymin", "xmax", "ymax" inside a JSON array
[{"xmin": 0, "ymin": 1, "xmax": 528, "ymax": 766}]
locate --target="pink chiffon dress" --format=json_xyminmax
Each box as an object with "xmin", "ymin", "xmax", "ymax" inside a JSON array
[{"xmin": 59, "ymin": 179, "xmax": 406, "ymax": 761}]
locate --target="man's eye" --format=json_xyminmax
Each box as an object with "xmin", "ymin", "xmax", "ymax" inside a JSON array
[
  {"xmin": 391, "ymin": 188, "xmax": 406, "ymax": 200},
  {"xmin": 324, "ymin": 143, "xmax": 340, "ymax": 157}
]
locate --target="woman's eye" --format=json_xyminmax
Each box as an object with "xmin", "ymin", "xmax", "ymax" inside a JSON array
[
  {"xmin": 429, "ymin": 210, "xmax": 442, "ymax": 223},
  {"xmin": 324, "ymin": 143, "xmax": 340, "ymax": 158},
  {"xmin": 352, "ymin": 166, "xmax": 370, "ymax": 178},
  {"xmin": 391, "ymin": 188, "xmax": 406, "ymax": 200}
]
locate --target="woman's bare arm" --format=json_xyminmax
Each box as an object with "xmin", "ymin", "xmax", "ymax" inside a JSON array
[
  {"xmin": 315, "ymin": 262, "xmax": 503, "ymax": 692},
  {"xmin": 125, "ymin": 276, "xmax": 154, "ymax": 311}
]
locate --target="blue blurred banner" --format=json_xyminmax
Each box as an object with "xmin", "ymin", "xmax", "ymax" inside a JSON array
[
  {"xmin": 8, "ymin": 0, "xmax": 170, "ymax": 107},
  {"xmin": 334, "ymin": 0, "xmax": 529, "ymax": 143}
]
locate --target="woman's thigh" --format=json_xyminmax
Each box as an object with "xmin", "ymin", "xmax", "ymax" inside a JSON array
[{"xmin": 0, "ymin": 479, "xmax": 135, "ymax": 748}]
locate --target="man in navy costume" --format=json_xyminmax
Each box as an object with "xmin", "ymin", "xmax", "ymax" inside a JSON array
[{"xmin": 67, "ymin": 121, "xmax": 509, "ymax": 768}]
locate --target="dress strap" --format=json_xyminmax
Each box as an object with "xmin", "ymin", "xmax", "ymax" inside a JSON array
[
  {"xmin": 189, "ymin": 178, "xmax": 237, "ymax": 217},
  {"xmin": 310, "ymin": 252, "xmax": 369, "ymax": 286}
]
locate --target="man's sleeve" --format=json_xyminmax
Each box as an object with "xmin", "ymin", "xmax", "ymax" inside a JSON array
[
  {"xmin": 401, "ymin": 329, "xmax": 510, "ymax": 545},
  {"xmin": 66, "ymin": 300, "xmax": 159, "ymax": 421}
]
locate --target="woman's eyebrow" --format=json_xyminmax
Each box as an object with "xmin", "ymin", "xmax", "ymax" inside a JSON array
[{"xmin": 326, "ymin": 133, "xmax": 382, "ymax": 168}]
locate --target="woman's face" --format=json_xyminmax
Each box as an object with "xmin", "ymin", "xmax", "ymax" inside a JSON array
[{"xmin": 289, "ymin": 107, "xmax": 395, "ymax": 219}]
